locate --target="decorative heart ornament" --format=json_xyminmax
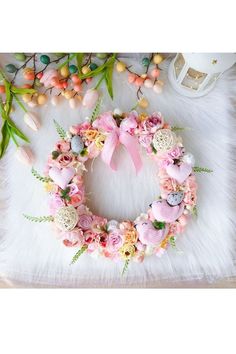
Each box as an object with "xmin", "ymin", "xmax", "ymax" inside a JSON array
[
  {"xmin": 166, "ymin": 163, "xmax": 192, "ymax": 184},
  {"xmin": 136, "ymin": 220, "xmax": 168, "ymax": 246},
  {"xmin": 151, "ymin": 200, "xmax": 184, "ymax": 223},
  {"xmin": 49, "ymin": 167, "xmax": 75, "ymax": 189}
]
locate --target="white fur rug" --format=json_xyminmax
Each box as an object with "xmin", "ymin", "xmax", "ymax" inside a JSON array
[{"xmin": 0, "ymin": 55, "xmax": 236, "ymax": 287}]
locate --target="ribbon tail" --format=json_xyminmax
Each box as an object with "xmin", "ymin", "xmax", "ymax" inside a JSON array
[
  {"xmin": 101, "ymin": 132, "xmax": 119, "ymax": 171},
  {"xmin": 120, "ymin": 132, "xmax": 142, "ymax": 174}
]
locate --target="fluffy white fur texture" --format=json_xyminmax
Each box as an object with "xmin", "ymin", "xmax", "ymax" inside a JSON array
[{"xmin": 0, "ymin": 56, "xmax": 236, "ymax": 287}]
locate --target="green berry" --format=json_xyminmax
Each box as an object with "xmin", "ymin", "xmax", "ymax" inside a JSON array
[
  {"xmin": 142, "ymin": 57, "xmax": 150, "ymax": 67},
  {"xmin": 52, "ymin": 151, "xmax": 60, "ymax": 159},
  {"xmin": 35, "ymin": 78, "xmax": 42, "ymax": 87},
  {"xmin": 40, "ymin": 55, "xmax": 50, "ymax": 65},
  {"xmin": 96, "ymin": 53, "xmax": 107, "ymax": 59},
  {"xmin": 14, "ymin": 53, "xmax": 26, "ymax": 62},
  {"xmin": 69, "ymin": 65, "xmax": 78, "ymax": 74},
  {"xmin": 5, "ymin": 64, "xmax": 17, "ymax": 73},
  {"xmin": 89, "ymin": 63, "xmax": 98, "ymax": 71}
]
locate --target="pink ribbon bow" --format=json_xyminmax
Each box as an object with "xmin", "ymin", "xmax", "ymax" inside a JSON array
[{"xmin": 93, "ymin": 112, "xmax": 142, "ymax": 173}]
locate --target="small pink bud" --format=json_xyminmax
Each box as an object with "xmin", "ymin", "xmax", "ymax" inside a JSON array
[
  {"xmin": 24, "ymin": 112, "xmax": 41, "ymax": 131},
  {"xmin": 15, "ymin": 146, "xmax": 34, "ymax": 165},
  {"xmin": 82, "ymin": 89, "xmax": 99, "ymax": 108}
]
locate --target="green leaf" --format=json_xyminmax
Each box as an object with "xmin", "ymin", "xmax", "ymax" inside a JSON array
[
  {"xmin": 53, "ymin": 119, "xmax": 67, "ymax": 139},
  {"xmin": 91, "ymin": 98, "xmax": 102, "ymax": 122},
  {"xmin": 12, "ymin": 93, "xmax": 28, "ymax": 113},
  {"xmin": 11, "ymin": 87, "xmax": 36, "ymax": 95},
  {"xmin": 152, "ymin": 220, "xmax": 166, "ymax": 230},
  {"xmin": 76, "ymin": 53, "xmax": 84, "ymax": 74},
  {"xmin": 80, "ymin": 148, "xmax": 88, "ymax": 157},
  {"xmin": 70, "ymin": 245, "xmax": 88, "ymax": 265},
  {"xmin": 31, "ymin": 167, "xmax": 53, "ymax": 183},
  {"xmin": 0, "ymin": 120, "xmax": 10, "ymax": 158},
  {"xmin": 78, "ymin": 54, "xmax": 116, "ymax": 80},
  {"xmin": 58, "ymin": 53, "xmax": 77, "ymax": 69},
  {"xmin": 193, "ymin": 166, "xmax": 213, "ymax": 173},
  {"xmin": 23, "ymin": 214, "xmax": 54, "ymax": 222},
  {"xmin": 191, "ymin": 206, "xmax": 198, "ymax": 217},
  {"xmin": 104, "ymin": 59, "xmax": 114, "ymax": 99},
  {"xmin": 121, "ymin": 259, "xmax": 130, "ymax": 276},
  {"xmin": 151, "ymin": 143, "xmax": 157, "ymax": 154}
]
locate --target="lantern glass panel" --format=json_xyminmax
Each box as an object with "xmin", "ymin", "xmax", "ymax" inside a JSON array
[
  {"xmin": 174, "ymin": 53, "xmax": 185, "ymax": 79},
  {"xmin": 181, "ymin": 68, "xmax": 207, "ymax": 90},
  {"xmin": 203, "ymin": 73, "xmax": 220, "ymax": 90}
]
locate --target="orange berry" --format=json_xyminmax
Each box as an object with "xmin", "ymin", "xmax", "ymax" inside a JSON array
[
  {"xmin": 36, "ymin": 72, "xmax": 43, "ymax": 79},
  {"xmin": 22, "ymin": 84, "xmax": 32, "ymax": 89},
  {"xmin": 50, "ymin": 77, "xmax": 60, "ymax": 86},
  {"xmin": 71, "ymin": 74, "xmax": 81, "ymax": 84},
  {"xmin": 73, "ymin": 84, "xmax": 82, "ymax": 92},
  {"xmin": 0, "ymin": 85, "xmax": 6, "ymax": 94},
  {"xmin": 134, "ymin": 77, "xmax": 144, "ymax": 86},
  {"xmin": 86, "ymin": 77, "xmax": 92, "ymax": 84},
  {"xmin": 62, "ymin": 81, "xmax": 68, "ymax": 89}
]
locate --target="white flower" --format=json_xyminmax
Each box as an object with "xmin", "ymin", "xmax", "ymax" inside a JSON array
[
  {"xmin": 182, "ymin": 153, "xmax": 195, "ymax": 166},
  {"xmin": 152, "ymin": 129, "xmax": 177, "ymax": 152},
  {"xmin": 15, "ymin": 146, "xmax": 34, "ymax": 165}
]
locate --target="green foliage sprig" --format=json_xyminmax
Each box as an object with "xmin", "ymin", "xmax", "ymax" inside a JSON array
[
  {"xmin": 31, "ymin": 167, "xmax": 53, "ymax": 183},
  {"xmin": 70, "ymin": 245, "xmax": 88, "ymax": 265},
  {"xmin": 53, "ymin": 119, "xmax": 67, "ymax": 139},
  {"xmin": 193, "ymin": 166, "xmax": 213, "ymax": 173},
  {"xmin": 91, "ymin": 98, "xmax": 102, "ymax": 123},
  {"xmin": 121, "ymin": 259, "xmax": 130, "ymax": 276},
  {"xmin": 23, "ymin": 214, "xmax": 54, "ymax": 222}
]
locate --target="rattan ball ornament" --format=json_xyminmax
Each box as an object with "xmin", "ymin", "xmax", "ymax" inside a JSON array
[{"xmin": 54, "ymin": 206, "xmax": 79, "ymax": 231}]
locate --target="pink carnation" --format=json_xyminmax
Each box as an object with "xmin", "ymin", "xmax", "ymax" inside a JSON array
[
  {"xmin": 140, "ymin": 112, "xmax": 164, "ymax": 133},
  {"xmin": 70, "ymin": 122, "xmax": 92, "ymax": 135},
  {"xmin": 138, "ymin": 133, "xmax": 153, "ymax": 148},
  {"xmin": 168, "ymin": 146, "xmax": 183, "ymax": 159}
]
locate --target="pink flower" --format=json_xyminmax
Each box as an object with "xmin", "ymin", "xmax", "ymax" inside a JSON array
[
  {"xmin": 184, "ymin": 175, "xmax": 197, "ymax": 193},
  {"xmin": 62, "ymin": 228, "xmax": 84, "ymax": 247},
  {"xmin": 68, "ymin": 183, "xmax": 79, "ymax": 196},
  {"xmin": 140, "ymin": 112, "xmax": 164, "ymax": 133},
  {"xmin": 70, "ymin": 122, "xmax": 92, "ymax": 135},
  {"xmin": 78, "ymin": 214, "xmax": 93, "ymax": 230},
  {"xmin": 184, "ymin": 191, "xmax": 197, "ymax": 206},
  {"xmin": 72, "ymin": 175, "xmax": 84, "ymax": 187},
  {"xmin": 107, "ymin": 231, "xmax": 124, "ymax": 251},
  {"xmin": 169, "ymin": 221, "xmax": 185, "ymax": 235},
  {"xmin": 91, "ymin": 216, "xmax": 107, "ymax": 233},
  {"xmin": 48, "ymin": 194, "xmax": 65, "ymax": 214},
  {"xmin": 84, "ymin": 230, "xmax": 96, "ymax": 244},
  {"xmin": 54, "ymin": 140, "xmax": 70, "ymax": 152},
  {"xmin": 121, "ymin": 116, "xmax": 137, "ymax": 135},
  {"xmin": 168, "ymin": 146, "xmax": 183, "ymax": 159},
  {"xmin": 138, "ymin": 133, "xmax": 153, "ymax": 148},
  {"xmin": 67, "ymin": 190, "xmax": 85, "ymax": 207},
  {"xmin": 87, "ymin": 142, "xmax": 100, "ymax": 159},
  {"xmin": 56, "ymin": 152, "xmax": 75, "ymax": 167}
]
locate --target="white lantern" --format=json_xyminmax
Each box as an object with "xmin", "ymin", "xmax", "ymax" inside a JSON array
[{"xmin": 168, "ymin": 53, "xmax": 236, "ymax": 97}]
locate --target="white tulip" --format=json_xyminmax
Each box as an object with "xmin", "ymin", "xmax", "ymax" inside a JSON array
[{"xmin": 24, "ymin": 112, "xmax": 40, "ymax": 131}]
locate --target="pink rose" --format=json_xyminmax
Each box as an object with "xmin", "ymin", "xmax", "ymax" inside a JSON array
[
  {"xmin": 184, "ymin": 191, "xmax": 197, "ymax": 206},
  {"xmin": 184, "ymin": 175, "xmax": 197, "ymax": 193},
  {"xmin": 62, "ymin": 227, "xmax": 84, "ymax": 247},
  {"xmin": 87, "ymin": 142, "xmax": 100, "ymax": 159},
  {"xmin": 168, "ymin": 146, "xmax": 183, "ymax": 159},
  {"xmin": 67, "ymin": 190, "xmax": 85, "ymax": 207},
  {"xmin": 56, "ymin": 152, "xmax": 75, "ymax": 167},
  {"xmin": 78, "ymin": 214, "xmax": 93, "ymax": 230},
  {"xmin": 107, "ymin": 231, "xmax": 124, "ymax": 251},
  {"xmin": 54, "ymin": 140, "xmax": 71, "ymax": 152},
  {"xmin": 140, "ymin": 112, "xmax": 164, "ymax": 133}
]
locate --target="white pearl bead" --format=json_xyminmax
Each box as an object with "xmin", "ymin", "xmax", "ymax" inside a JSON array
[
  {"xmin": 182, "ymin": 153, "xmax": 195, "ymax": 167},
  {"xmin": 153, "ymin": 84, "xmax": 163, "ymax": 94},
  {"xmin": 113, "ymin": 108, "xmax": 122, "ymax": 116},
  {"xmin": 144, "ymin": 79, "xmax": 153, "ymax": 88}
]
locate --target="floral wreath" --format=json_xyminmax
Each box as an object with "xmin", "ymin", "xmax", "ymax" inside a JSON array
[{"xmin": 24, "ymin": 106, "xmax": 212, "ymax": 274}]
